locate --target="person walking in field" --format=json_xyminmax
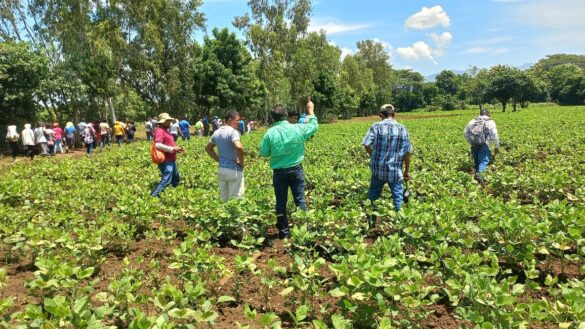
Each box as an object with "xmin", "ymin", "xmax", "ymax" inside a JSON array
[
  {"xmin": 126, "ymin": 121, "xmax": 136, "ymax": 143},
  {"xmin": 34, "ymin": 123, "xmax": 49, "ymax": 156},
  {"xmin": 99, "ymin": 119, "xmax": 111, "ymax": 148},
  {"xmin": 464, "ymin": 108, "xmax": 500, "ymax": 183},
  {"xmin": 259, "ymin": 99, "xmax": 318, "ymax": 239},
  {"xmin": 179, "ymin": 117, "xmax": 191, "ymax": 141},
  {"xmin": 65, "ymin": 122, "xmax": 76, "ymax": 151},
  {"xmin": 205, "ymin": 110, "xmax": 245, "ymax": 201},
  {"xmin": 195, "ymin": 117, "xmax": 204, "ymax": 137},
  {"xmin": 170, "ymin": 120, "xmax": 181, "ymax": 142},
  {"xmin": 44, "ymin": 124, "xmax": 56, "ymax": 155},
  {"xmin": 145, "ymin": 119, "xmax": 154, "ymax": 141},
  {"xmin": 83, "ymin": 123, "xmax": 97, "ymax": 154},
  {"xmin": 151, "ymin": 113, "xmax": 184, "ymax": 197},
  {"xmin": 362, "ymin": 104, "xmax": 412, "ymax": 225},
  {"xmin": 113, "ymin": 121, "xmax": 125, "ymax": 146},
  {"xmin": 5, "ymin": 125, "xmax": 20, "ymax": 160},
  {"xmin": 53, "ymin": 123, "xmax": 64, "ymax": 154},
  {"xmin": 21, "ymin": 124, "xmax": 36, "ymax": 159},
  {"xmin": 202, "ymin": 115, "xmax": 210, "ymax": 136}
]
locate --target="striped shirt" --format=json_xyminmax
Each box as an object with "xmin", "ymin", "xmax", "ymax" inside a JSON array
[{"xmin": 362, "ymin": 118, "xmax": 413, "ymax": 183}]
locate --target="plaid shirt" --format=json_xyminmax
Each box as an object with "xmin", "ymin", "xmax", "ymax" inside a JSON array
[{"xmin": 362, "ymin": 118, "xmax": 413, "ymax": 183}]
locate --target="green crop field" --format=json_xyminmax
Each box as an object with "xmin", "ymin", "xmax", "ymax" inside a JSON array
[{"xmin": 0, "ymin": 105, "xmax": 584, "ymax": 328}]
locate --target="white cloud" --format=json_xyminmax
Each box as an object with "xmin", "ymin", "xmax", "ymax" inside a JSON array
[
  {"xmin": 373, "ymin": 38, "xmax": 392, "ymax": 51},
  {"xmin": 309, "ymin": 22, "xmax": 371, "ymax": 34},
  {"xmin": 464, "ymin": 47, "xmax": 509, "ymax": 55},
  {"xmin": 328, "ymin": 41, "xmax": 355, "ymax": 59},
  {"xmin": 405, "ymin": 5, "xmax": 451, "ymax": 30},
  {"xmin": 395, "ymin": 41, "xmax": 436, "ymax": 63},
  {"xmin": 469, "ymin": 36, "xmax": 513, "ymax": 46},
  {"xmin": 429, "ymin": 32, "xmax": 452, "ymax": 56},
  {"xmin": 340, "ymin": 47, "xmax": 354, "ymax": 59},
  {"xmin": 509, "ymin": 0, "xmax": 585, "ymax": 30}
]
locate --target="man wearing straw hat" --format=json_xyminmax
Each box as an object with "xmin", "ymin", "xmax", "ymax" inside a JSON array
[{"xmin": 151, "ymin": 113, "xmax": 184, "ymax": 197}]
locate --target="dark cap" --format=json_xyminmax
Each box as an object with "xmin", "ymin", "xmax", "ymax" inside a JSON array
[{"xmin": 480, "ymin": 108, "xmax": 490, "ymax": 115}]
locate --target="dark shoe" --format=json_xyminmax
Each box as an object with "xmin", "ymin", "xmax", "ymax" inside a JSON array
[
  {"xmin": 368, "ymin": 215, "xmax": 376, "ymax": 228},
  {"xmin": 278, "ymin": 231, "xmax": 290, "ymax": 240}
]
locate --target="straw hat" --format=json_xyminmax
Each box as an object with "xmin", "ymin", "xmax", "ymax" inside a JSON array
[{"xmin": 157, "ymin": 113, "xmax": 176, "ymax": 124}]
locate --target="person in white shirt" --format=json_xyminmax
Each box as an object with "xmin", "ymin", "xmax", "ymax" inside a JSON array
[
  {"xmin": 464, "ymin": 108, "xmax": 500, "ymax": 183},
  {"xmin": 5, "ymin": 125, "xmax": 20, "ymax": 159},
  {"xmin": 21, "ymin": 124, "xmax": 36, "ymax": 159},
  {"xmin": 170, "ymin": 121, "xmax": 181, "ymax": 142},
  {"xmin": 34, "ymin": 122, "xmax": 49, "ymax": 156}
]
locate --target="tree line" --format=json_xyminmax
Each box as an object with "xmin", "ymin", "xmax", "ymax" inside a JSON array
[{"xmin": 1, "ymin": 0, "xmax": 585, "ymax": 128}]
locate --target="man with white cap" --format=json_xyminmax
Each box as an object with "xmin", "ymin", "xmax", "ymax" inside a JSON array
[
  {"xmin": 151, "ymin": 113, "xmax": 184, "ymax": 197},
  {"xmin": 362, "ymin": 104, "xmax": 412, "ymax": 226}
]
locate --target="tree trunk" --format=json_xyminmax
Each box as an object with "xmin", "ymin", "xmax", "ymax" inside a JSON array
[
  {"xmin": 512, "ymin": 99, "xmax": 517, "ymax": 112},
  {"xmin": 502, "ymin": 100, "xmax": 507, "ymax": 112},
  {"xmin": 107, "ymin": 97, "xmax": 117, "ymax": 124}
]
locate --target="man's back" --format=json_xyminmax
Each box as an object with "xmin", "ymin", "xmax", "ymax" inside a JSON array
[
  {"xmin": 362, "ymin": 119, "xmax": 412, "ymax": 182},
  {"xmin": 211, "ymin": 126, "xmax": 241, "ymax": 171},
  {"xmin": 259, "ymin": 116, "xmax": 318, "ymax": 169},
  {"xmin": 179, "ymin": 120, "xmax": 190, "ymax": 132}
]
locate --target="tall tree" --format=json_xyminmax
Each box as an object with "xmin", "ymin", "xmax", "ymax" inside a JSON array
[
  {"xmin": 194, "ymin": 28, "xmax": 263, "ymax": 117},
  {"xmin": 356, "ymin": 39, "xmax": 393, "ymax": 107},
  {"xmin": 486, "ymin": 65, "xmax": 522, "ymax": 112},
  {"xmin": 234, "ymin": 0, "xmax": 312, "ymax": 116}
]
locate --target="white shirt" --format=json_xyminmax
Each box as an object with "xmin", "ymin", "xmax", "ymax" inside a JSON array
[
  {"xmin": 464, "ymin": 115, "xmax": 499, "ymax": 148},
  {"xmin": 22, "ymin": 125, "xmax": 35, "ymax": 146},
  {"xmin": 170, "ymin": 122, "xmax": 179, "ymax": 135}
]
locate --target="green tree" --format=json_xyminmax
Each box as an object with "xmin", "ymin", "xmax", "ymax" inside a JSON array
[
  {"xmin": 356, "ymin": 39, "xmax": 393, "ymax": 108},
  {"xmin": 340, "ymin": 54, "xmax": 374, "ymax": 116},
  {"xmin": 547, "ymin": 64, "xmax": 585, "ymax": 105},
  {"xmin": 0, "ymin": 41, "xmax": 49, "ymax": 124},
  {"xmin": 194, "ymin": 28, "xmax": 263, "ymax": 117},
  {"xmin": 486, "ymin": 65, "xmax": 522, "ymax": 112},
  {"xmin": 392, "ymin": 70, "xmax": 424, "ymax": 111},
  {"xmin": 435, "ymin": 70, "xmax": 460, "ymax": 96},
  {"xmin": 234, "ymin": 0, "xmax": 312, "ymax": 115}
]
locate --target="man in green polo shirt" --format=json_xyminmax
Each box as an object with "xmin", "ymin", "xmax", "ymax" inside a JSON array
[{"xmin": 259, "ymin": 99, "xmax": 318, "ymax": 239}]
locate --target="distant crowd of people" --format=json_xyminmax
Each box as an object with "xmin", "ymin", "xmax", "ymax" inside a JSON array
[
  {"xmin": 4, "ymin": 119, "xmax": 138, "ymax": 159},
  {"xmin": 3, "ymin": 115, "xmax": 258, "ymax": 160},
  {"xmin": 144, "ymin": 115, "xmax": 256, "ymax": 142}
]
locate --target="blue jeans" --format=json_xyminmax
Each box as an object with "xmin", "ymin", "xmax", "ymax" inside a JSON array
[
  {"xmin": 471, "ymin": 144, "xmax": 491, "ymax": 179},
  {"xmin": 151, "ymin": 161, "xmax": 180, "ymax": 197},
  {"xmin": 85, "ymin": 143, "xmax": 94, "ymax": 154},
  {"xmin": 273, "ymin": 165, "xmax": 307, "ymax": 235},
  {"xmin": 116, "ymin": 135, "xmax": 123, "ymax": 145},
  {"xmin": 368, "ymin": 175, "xmax": 404, "ymax": 211},
  {"xmin": 100, "ymin": 134, "xmax": 110, "ymax": 148},
  {"xmin": 181, "ymin": 131, "xmax": 190, "ymax": 141}
]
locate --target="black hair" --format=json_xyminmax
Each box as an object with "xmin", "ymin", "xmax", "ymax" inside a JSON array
[
  {"xmin": 271, "ymin": 105, "xmax": 287, "ymax": 122},
  {"xmin": 225, "ymin": 110, "xmax": 240, "ymax": 122},
  {"xmin": 288, "ymin": 111, "xmax": 299, "ymax": 117}
]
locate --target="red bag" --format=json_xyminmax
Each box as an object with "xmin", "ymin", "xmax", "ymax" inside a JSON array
[{"xmin": 151, "ymin": 142, "xmax": 165, "ymax": 164}]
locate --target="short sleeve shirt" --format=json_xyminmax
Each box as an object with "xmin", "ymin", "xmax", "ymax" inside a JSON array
[
  {"xmin": 154, "ymin": 127, "xmax": 177, "ymax": 162},
  {"xmin": 362, "ymin": 118, "xmax": 413, "ymax": 183},
  {"xmin": 210, "ymin": 125, "xmax": 242, "ymax": 171}
]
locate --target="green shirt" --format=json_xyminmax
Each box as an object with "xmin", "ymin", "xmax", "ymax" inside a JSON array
[{"xmin": 259, "ymin": 115, "xmax": 318, "ymax": 169}]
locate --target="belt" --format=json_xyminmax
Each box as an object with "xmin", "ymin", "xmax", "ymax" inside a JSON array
[{"xmin": 273, "ymin": 164, "xmax": 302, "ymax": 172}]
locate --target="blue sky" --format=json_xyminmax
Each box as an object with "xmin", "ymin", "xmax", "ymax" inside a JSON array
[{"xmin": 199, "ymin": 0, "xmax": 585, "ymax": 76}]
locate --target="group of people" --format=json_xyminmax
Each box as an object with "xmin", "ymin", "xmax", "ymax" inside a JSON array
[
  {"xmin": 3, "ymin": 119, "xmax": 138, "ymax": 159},
  {"xmin": 150, "ymin": 100, "xmax": 499, "ymax": 237},
  {"xmin": 145, "ymin": 115, "xmax": 256, "ymax": 143},
  {"xmin": 4, "ymin": 102, "xmax": 499, "ymax": 237}
]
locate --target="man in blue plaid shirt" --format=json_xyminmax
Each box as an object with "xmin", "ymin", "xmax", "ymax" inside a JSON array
[{"xmin": 362, "ymin": 104, "xmax": 412, "ymax": 221}]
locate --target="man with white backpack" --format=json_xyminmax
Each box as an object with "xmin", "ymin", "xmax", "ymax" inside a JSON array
[{"xmin": 464, "ymin": 108, "xmax": 500, "ymax": 183}]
